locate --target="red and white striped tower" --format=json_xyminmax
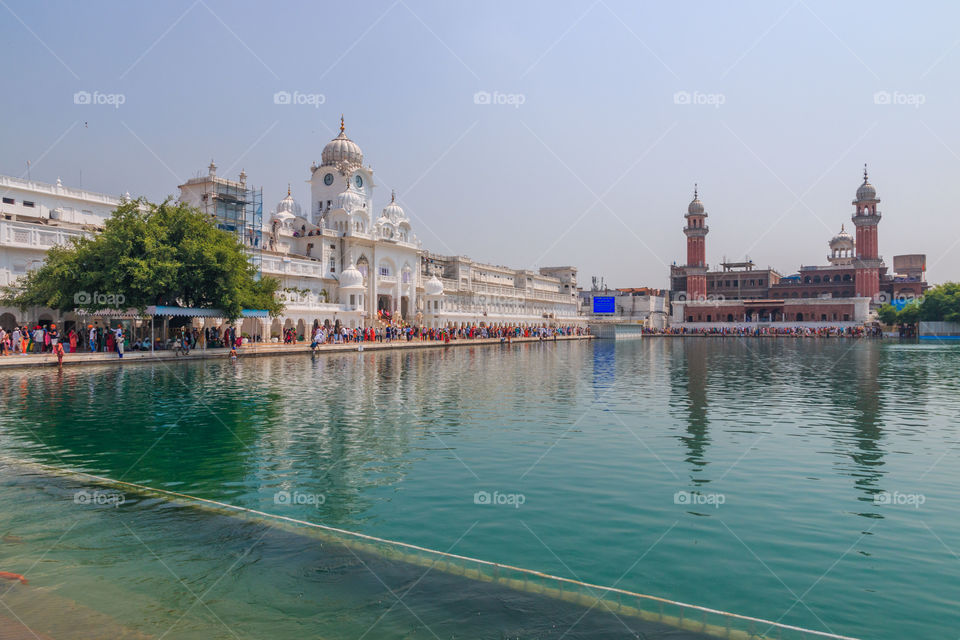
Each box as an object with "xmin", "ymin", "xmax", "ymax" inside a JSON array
[
  {"xmin": 852, "ymin": 165, "xmax": 882, "ymax": 301},
  {"xmin": 684, "ymin": 185, "xmax": 709, "ymax": 301}
]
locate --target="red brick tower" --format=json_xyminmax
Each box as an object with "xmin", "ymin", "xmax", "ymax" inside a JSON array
[
  {"xmin": 684, "ymin": 185, "xmax": 709, "ymax": 301},
  {"xmin": 852, "ymin": 165, "xmax": 882, "ymax": 301}
]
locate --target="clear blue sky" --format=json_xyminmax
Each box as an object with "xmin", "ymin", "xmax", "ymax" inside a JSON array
[{"xmin": 2, "ymin": 1, "xmax": 958, "ymax": 286}]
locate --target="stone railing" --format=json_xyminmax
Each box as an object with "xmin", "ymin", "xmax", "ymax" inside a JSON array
[{"xmin": 0, "ymin": 220, "xmax": 88, "ymax": 249}]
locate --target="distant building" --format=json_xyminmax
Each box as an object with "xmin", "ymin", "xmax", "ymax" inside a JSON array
[
  {"xmin": 579, "ymin": 280, "xmax": 669, "ymax": 329},
  {"xmin": 670, "ymin": 167, "xmax": 928, "ymax": 327}
]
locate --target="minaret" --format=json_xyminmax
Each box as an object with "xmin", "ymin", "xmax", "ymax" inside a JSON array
[
  {"xmin": 851, "ymin": 165, "xmax": 882, "ymax": 300},
  {"xmin": 684, "ymin": 184, "xmax": 709, "ymax": 301}
]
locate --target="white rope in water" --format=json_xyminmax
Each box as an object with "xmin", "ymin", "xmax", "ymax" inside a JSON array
[{"xmin": 5, "ymin": 458, "xmax": 860, "ymax": 640}]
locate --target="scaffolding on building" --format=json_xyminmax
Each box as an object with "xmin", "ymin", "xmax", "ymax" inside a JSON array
[{"xmin": 200, "ymin": 181, "xmax": 263, "ymax": 278}]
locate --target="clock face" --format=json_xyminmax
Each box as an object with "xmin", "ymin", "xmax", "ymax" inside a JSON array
[
  {"xmin": 323, "ymin": 173, "xmax": 334, "ymax": 186},
  {"xmin": 354, "ymin": 175, "xmax": 363, "ymax": 188}
]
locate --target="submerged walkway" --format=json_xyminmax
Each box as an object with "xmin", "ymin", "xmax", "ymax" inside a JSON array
[{"xmin": 0, "ymin": 334, "xmax": 593, "ymax": 370}]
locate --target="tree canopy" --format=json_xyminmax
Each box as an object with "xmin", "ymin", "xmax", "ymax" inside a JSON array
[
  {"xmin": 1, "ymin": 198, "xmax": 282, "ymax": 320},
  {"xmin": 877, "ymin": 282, "xmax": 960, "ymax": 325}
]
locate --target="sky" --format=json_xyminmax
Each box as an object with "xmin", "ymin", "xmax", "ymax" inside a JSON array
[{"xmin": 2, "ymin": 1, "xmax": 959, "ymax": 287}]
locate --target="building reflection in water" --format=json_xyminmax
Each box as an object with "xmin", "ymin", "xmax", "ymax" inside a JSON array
[{"xmin": 669, "ymin": 338, "xmax": 711, "ymax": 485}]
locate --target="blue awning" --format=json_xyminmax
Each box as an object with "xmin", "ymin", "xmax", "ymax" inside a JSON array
[{"xmin": 145, "ymin": 306, "xmax": 269, "ymax": 318}]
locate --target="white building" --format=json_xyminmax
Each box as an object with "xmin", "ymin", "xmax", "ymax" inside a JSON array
[
  {"xmin": 0, "ymin": 174, "xmax": 125, "ymax": 330},
  {"xmin": 225, "ymin": 119, "xmax": 584, "ymax": 338},
  {"xmin": 578, "ymin": 283, "xmax": 670, "ymax": 329},
  {"xmin": 419, "ymin": 254, "xmax": 581, "ymax": 328}
]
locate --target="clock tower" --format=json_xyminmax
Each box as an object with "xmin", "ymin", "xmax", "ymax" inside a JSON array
[{"xmin": 309, "ymin": 116, "xmax": 374, "ymax": 226}]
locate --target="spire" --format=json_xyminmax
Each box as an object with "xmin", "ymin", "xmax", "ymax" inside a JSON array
[
  {"xmin": 841, "ymin": 223, "xmax": 845, "ymax": 232},
  {"xmin": 287, "ymin": 183, "xmax": 291, "ymax": 197},
  {"xmin": 693, "ymin": 183, "xmax": 698, "ymax": 199},
  {"xmin": 340, "ymin": 114, "xmax": 345, "ymax": 134},
  {"xmin": 391, "ymin": 190, "xmax": 396, "ymax": 203},
  {"xmin": 863, "ymin": 163, "xmax": 868, "ymax": 182}
]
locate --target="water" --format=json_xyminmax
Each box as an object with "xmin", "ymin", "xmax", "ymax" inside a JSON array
[{"xmin": 1, "ymin": 338, "xmax": 959, "ymax": 639}]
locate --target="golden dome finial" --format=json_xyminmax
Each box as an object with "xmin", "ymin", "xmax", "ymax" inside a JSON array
[
  {"xmin": 391, "ymin": 190, "xmax": 396, "ymax": 203},
  {"xmin": 340, "ymin": 115, "xmax": 345, "ymax": 134},
  {"xmin": 287, "ymin": 183, "xmax": 291, "ymax": 197}
]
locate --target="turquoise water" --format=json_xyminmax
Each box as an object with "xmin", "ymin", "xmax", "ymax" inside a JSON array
[{"xmin": 1, "ymin": 338, "xmax": 959, "ymax": 639}]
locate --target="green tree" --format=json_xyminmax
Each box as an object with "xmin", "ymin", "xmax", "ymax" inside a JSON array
[
  {"xmin": 919, "ymin": 282, "xmax": 960, "ymax": 322},
  {"xmin": 876, "ymin": 304, "xmax": 899, "ymax": 325},
  {"xmin": 1, "ymin": 198, "xmax": 282, "ymax": 320},
  {"xmin": 898, "ymin": 302, "xmax": 921, "ymax": 325}
]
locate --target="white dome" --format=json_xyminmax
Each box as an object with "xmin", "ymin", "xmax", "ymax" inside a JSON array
[
  {"xmin": 381, "ymin": 191, "xmax": 406, "ymax": 221},
  {"xmin": 856, "ymin": 180, "xmax": 876, "ymax": 201},
  {"xmin": 322, "ymin": 118, "xmax": 363, "ymax": 167},
  {"xmin": 424, "ymin": 275, "xmax": 444, "ymax": 296},
  {"xmin": 687, "ymin": 185, "xmax": 705, "ymax": 215},
  {"xmin": 830, "ymin": 224, "xmax": 854, "ymax": 248},
  {"xmin": 337, "ymin": 186, "xmax": 364, "ymax": 212},
  {"xmin": 855, "ymin": 166, "xmax": 878, "ymax": 201},
  {"xmin": 339, "ymin": 262, "xmax": 365, "ymax": 289},
  {"xmin": 275, "ymin": 187, "xmax": 302, "ymax": 218}
]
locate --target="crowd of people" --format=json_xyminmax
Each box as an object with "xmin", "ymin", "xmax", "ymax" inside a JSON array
[
  {"xmin": 648, "ymin": 325, "xmax": 884, "ymax": 337},
  {"xmin": 0, "ymin": 322, "xmax": 251, "ymax": 359},
  {"xmin": 0, "ymin": 323, "xmax": 129, "ymax": 364},
  {"xmin": 0, "ymin": 320, "xmax": 588, "ymax": 361},
  {"xmin": 308, "ymin": 323, "xmax": 589, "ymax": 348}
]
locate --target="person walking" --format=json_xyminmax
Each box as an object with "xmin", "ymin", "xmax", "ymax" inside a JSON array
[
  {"xmin": 114, "ymin": 325, "xmax": 124, "ymax": 358},
  {"xmin": 88, "ymin": 325, "xmax": 97, "ymax": 352}
]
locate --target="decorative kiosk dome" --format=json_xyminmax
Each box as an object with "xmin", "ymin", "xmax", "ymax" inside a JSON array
[
  {"xmin": 381, "ymin": 191, "xmax": 406, "ymax": 221},
  {"xmin": 275, "ymin": 185, "xmax": 302, "ymax": 218},
  {"xmin": 828, "ymin": 224, "xmax": 855, "ymax": 265},
  {"xmin": 830, "ymin": 224, "xmax": 854, "ymax": 249},
  {"xmin": 856, "ymin": 165, "xmax": 877, "ymax": 201},
  {"xmin": 322, "ymin": 116, "xmax": 363, "ymax": 167},
  {"xmin": 424, "ymin": 275, "xmax": 444, "ymax": 296},
  {"xmin": 339, "ymin": 262, "xmax": 365, "ymax": 289},
  {"xmin": 337, "ymin": 185, "xmax": 365, "ymax": 212},
  {"xmin": 687, "ymin": 185, "xmax": 705, "ymax": 215}
]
